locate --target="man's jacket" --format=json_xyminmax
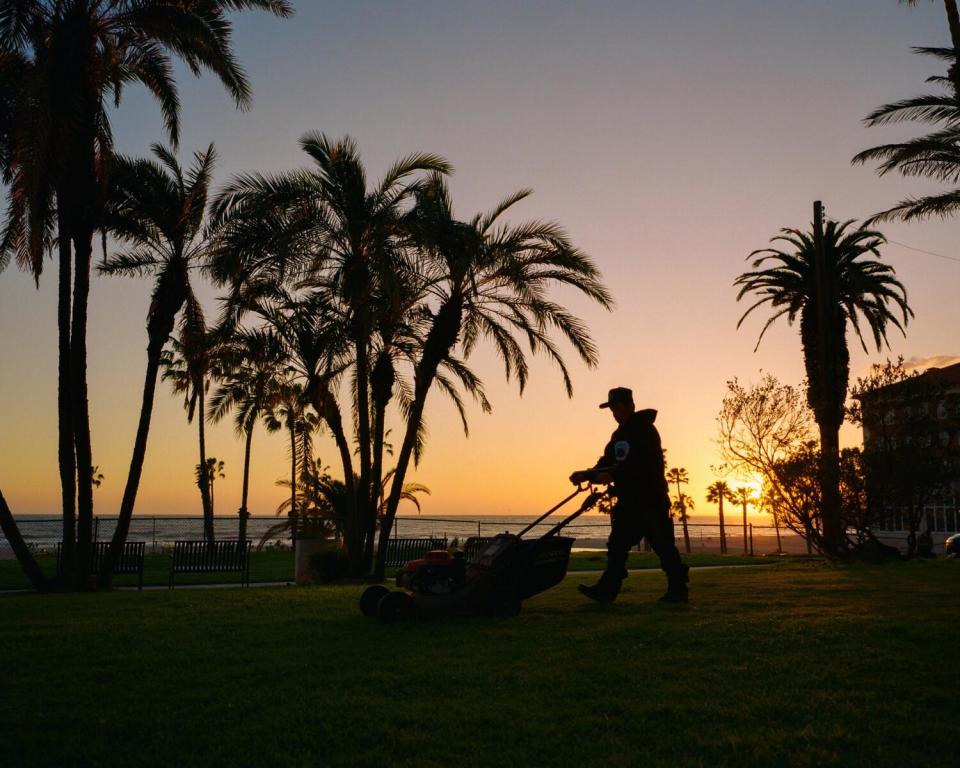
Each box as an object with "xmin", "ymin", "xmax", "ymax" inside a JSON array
[{"xmin": 593, "ymin": 409, "xmax": 670, "ymax": 512}]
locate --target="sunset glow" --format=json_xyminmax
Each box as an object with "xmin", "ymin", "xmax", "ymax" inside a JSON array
[{"xmin": 2, "ymin": 1, "xmax": 958, "ymax": 523}]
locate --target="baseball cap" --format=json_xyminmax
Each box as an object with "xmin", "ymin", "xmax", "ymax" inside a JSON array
[{"xmin": 599, "ymin": 387, "xmax": 633, "ymax": 409}]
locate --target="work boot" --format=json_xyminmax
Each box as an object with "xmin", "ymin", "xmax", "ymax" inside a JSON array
[
  {"xmin": 578, "ymin": 576, "xmax": 621, "ymax": 604},
  {"xmin": 660, "ymin": 564, "xmax": 690, "ymax": 604}
]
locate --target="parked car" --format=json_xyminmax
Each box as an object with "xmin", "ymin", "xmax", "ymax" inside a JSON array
[{"xmin": 946, "ymin": 533, "xmax": 960, "ymax": 558}]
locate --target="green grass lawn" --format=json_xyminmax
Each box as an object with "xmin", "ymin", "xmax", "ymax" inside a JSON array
[
  {"xmin": 0, "ymin": 550, "xmax": 775, "ymax": 591},
  {"xmin": 1, "ymin": 560, "xmax": 956, "ymax": 767}
]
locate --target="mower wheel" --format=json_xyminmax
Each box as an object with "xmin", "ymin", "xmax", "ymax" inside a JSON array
[
  {"xmin": 377, "ymin": 590, "xmax": 417, "ymax": 624},
  {"xmin": 359, "ymin": 585, "xmax": 390, "ymax": 617}
]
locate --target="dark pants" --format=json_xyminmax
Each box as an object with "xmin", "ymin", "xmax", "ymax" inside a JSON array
[{"xmin": 601, "ymin": 501, "xmax": 686, "ymax": 593}]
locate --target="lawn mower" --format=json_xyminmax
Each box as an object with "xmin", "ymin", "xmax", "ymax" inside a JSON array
[{"xmin": 359, "ymin": 483, "xmax": 609, "ymax": 623}]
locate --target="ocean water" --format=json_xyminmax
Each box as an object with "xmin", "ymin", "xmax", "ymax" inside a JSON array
[{"xmin": 5, "ymin": 512, "xmax": 791, "ymax": 554}]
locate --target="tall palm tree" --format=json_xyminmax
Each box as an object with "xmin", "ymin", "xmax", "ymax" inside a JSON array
[
  {"xmin": 209, "ymin": 327, "xmax": 288, "ymax": 542},
  {"xmin": 735, "ymin": 218, "xmax": 912, "ymax": 555},
  {"xmin": 732, "ymin": 486, "xmax": 756, "ymax": 555},
  {"xmin": 902, "ymin": 2, "xmax": 960, "ymax": 58},
  {"xmin": 666, "ymin": 467, "xmax": 692, "ymax": 554},
  {"xmin": 375, "ymin": 174, "xmax": 614, "ymax": 577},
  {"xmin": 161, "ymin": 326, "xmax": 220, "ymax": 543},
  {"xmin": 0, "ymin": 0, "xmax": 292, "ymax": 591},
  {"xmin": 853, "ymin": 3, "xmax": 960, "ymax": 221},
  {"xmin": 706, "ymin": 481, "xmax": 735, "ymax": 555},
  {"xmin": 1, "ymin": 36, "xmax": 74, "ymax": 590},
  {"xmin": 98, "ymin": 143, "xmax": 217, "ymax": 578}
]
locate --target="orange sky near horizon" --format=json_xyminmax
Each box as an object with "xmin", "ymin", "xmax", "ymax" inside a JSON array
[{"xmin": 2, "ymin": 1, "xmax": 960, "ymax": 523}]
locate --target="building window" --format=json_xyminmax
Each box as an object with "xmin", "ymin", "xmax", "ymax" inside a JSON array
[{"xmin": 938, "ymin": 401, "xmax": 948, "ymax": 419}]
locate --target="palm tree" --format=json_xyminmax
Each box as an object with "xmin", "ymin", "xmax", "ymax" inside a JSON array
[
  {"xmin": 374, "ymin": 174, "xmax": 614, "ymax": 577},
  {"xmin": 706, "ymin": 481, "xmax": 735, "ymax": 555},
  {"xmin": 670, "ymin": 496, "xmax": 695, "ymax": 554},
  {"xmin": 264, "ymin": 383, "xmax": 318, "ymax": 538},
  {"xmin": 210, "ymin": 133, "xmax": 451, "ymax": 575},
  {"xmin": 0, "ymin": 0, "xmax": 292, "ymax": 591},
  {"xmin": 735, "ymin": 218, "xmax": 912, "ymax": 555},
  {"xmin": 209, "ymin": 328, "xmax": 288, "ymax": 542},
  {"xmin": 853, "ymin": 3, "xmax": 960, "ymax": 221},
  {"xmin": 161, "ymin": 327, "xmax": 220, "ymax": 543},
  {"xmin": 732, "ymin": 486, "xmax": 756, "ymax": 555},
  {"xmin": 666, "ymin": 467, "xmax": 692, "ymax": 553},
  {"xmin": 98, "ymin": 143, "xmax": 217, "ymax": 578},
  {"xmin": 196, "ymin": 458, "xmax": 225, "ymax": 519},
  {"xmin": 1, "ymin": 35, "xmax": 74, "ymax": 590}
]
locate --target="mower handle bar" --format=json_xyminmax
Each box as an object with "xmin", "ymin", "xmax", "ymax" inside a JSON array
[{"xmin": 516, "ymin": 483, "xmax": 607, "ymax": 539}]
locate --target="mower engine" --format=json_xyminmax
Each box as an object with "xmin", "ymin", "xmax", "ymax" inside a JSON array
[{"xmin": 396, "ymin": 549, "xmax": 467, "ymax": 595}]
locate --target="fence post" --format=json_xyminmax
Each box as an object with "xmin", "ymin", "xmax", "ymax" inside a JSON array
[
  {"xmin": 749, "ymin": 523, "xmax": 754, "ymax": 557},
  {"xmin": 477, "ymin": 520, "xmax": 481, "ymax": 538},
  {"xmin": 152, "ymin": 517, "xmax": 157, "ymax": 554}
]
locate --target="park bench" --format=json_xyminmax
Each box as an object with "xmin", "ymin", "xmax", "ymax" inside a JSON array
[
  {"xmin": 463, "ymin": 536, "xmax": 495, "ymax": 564},
  {"xmin": 385, "ymin": 536, "xmax": 448, "ymax": 567},
  {"xmin": 56, "ymin": 541, "xmax": 146, "ymax": 589},
  {"xmin": 169, "ymin": 540, "xmax": 251, "ymax": 589}
]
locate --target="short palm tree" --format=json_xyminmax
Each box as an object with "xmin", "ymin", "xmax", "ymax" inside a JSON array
[
  {"xmin": 706, "ymin": 481, "xmax": 735, "ymax": 555},
  {"xmin": 666, "ymin": 467, "xmax": 692, "ymax": 553},
  {"xmin": 263, "ymin": 382, "xmax": 318, "ymax": 535},
  {"xmin": 161, "ymin": 327, "xmax": 220, "ymax": 543},
  {"xmin": 732, "ymin": 486, "xmax": 757, "ymax": 555},
  {"xmin": 196, "ymin": 458, "xmax": 226, "ymax": 519},
  {"xmin": 209, "ymin": 328, "xmax": 288, "ymax": 542},
  {"xmin": 735, "ymin": 218, "xmax": 912, "ymax": 554},
  {"xmin": 99, "ymin": 144, "xmax": 217, "ymax": 574}
]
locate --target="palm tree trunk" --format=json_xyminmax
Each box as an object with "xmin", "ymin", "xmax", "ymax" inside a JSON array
[
  {"xmin": 945, "ymin": 0, "xmax": 960, "ymax": 48},
  {"xmin": 681, "ymin": 509, "xmax": 691, "ymax": 554},
  {"xmin": 198, "ymin": 386, "xmax": 214, "ymax": 543},
  {"xmin": 239, "ymin": 424, "xmax": 253, "ymax": 542},
  {"xmin": 310, "ymin": 384, "xmax": 356, "ymax": 555},
  {"xmin": 70, "ymin": 230, "xmax": 95, "ymax": 589},
  {"xmin": 0, "ymin": 490, "xmax": 49, "ymax": 591},
  {"xmin": 100, "ymin": 333, "xmax": 167, "ymax": 587},
  {"xmin": 353, "ymin": 333, "xmax": 372, "ymax": 576},
  {"xmin": 365, "ymin": 354, "xmax": 394, "ymax": 572},
  {"xmin": 288, "ymin": 416, "xmax": 297, "ymax": 538},
  {"xmin": 718, "ymin": 497, "xmax": 727, "ymax": 555},
  {"xmin": 56, "ymin": 203, "xmax": 76, "ymax": 588},
  {"xmin": 742, "ymin": 501, "xmax": 749, "ymax": 555},
  {"xmin": 375, "ymin": 299, "xmax": 463, "ymax": 579}
]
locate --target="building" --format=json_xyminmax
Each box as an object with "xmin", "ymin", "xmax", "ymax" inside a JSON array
[{"xmin": 855, "ymin": 361, "xmax": 960, "ymax": 553}]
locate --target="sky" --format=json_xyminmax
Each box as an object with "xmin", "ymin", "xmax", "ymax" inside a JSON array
[{"xmin": 2, "ymin": 0, "xmax": 960, "ymax": 523}]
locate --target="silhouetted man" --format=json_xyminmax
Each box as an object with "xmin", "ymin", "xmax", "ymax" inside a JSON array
[{"xmin": 569, "ymin": 387, "xmax": 689, "ymax": 603}]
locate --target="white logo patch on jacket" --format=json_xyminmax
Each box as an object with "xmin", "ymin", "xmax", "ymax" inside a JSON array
[{"xmin": 614, "ymin": 441, "xmax": 630, "ymax": 462}]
